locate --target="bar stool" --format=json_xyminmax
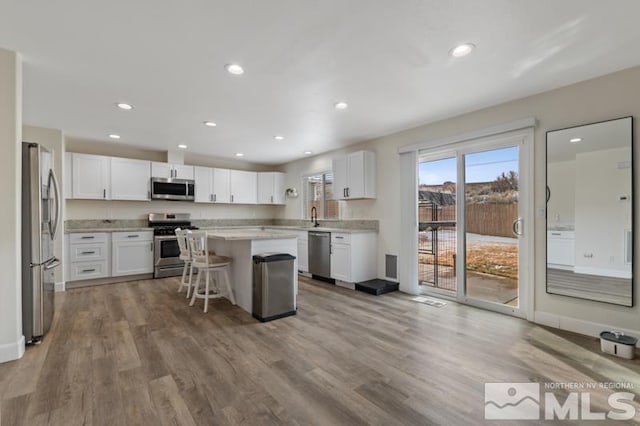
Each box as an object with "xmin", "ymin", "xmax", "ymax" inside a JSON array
[
  {"xmin": 175, "ymin": 228, "xmax": 195, "ymax": 298},
  {"xmin": 187, "ymin": 231, "xmax": 236, "ymax": 313}
]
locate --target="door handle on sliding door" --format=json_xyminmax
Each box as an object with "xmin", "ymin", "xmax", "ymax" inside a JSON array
[{"xmin": 512, "ymin": 217, "xmax": 523, "ymax": 236}]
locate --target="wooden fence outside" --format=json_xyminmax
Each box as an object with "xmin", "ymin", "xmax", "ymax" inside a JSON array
[
  {"xmin": 419, "ymin": 203, "xmax": 518, "ymax": 238},
  {"xmin": 465, "ymin": 203, "xmax": 518, "ymax": 238}
]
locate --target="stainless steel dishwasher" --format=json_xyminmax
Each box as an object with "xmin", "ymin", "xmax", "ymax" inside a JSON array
[{"xmin": 308, "ymin": 231, "xmax": 332, "ymax": 281}]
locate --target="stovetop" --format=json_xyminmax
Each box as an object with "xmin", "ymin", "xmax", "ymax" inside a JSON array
[{"xmin": 152, "ymin": 225, "xmax": 199, "ymax": 236}]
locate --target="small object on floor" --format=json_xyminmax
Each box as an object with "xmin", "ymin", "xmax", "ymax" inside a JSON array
[
  {"xmin": 411, "ymin": 296, "xmax": 447, "ymax": 308},
  {"xmin": 599, "ymin": 331, "xmax": 637, "ymax": 360},
  {"xmin": 355, "ymin": 279, "xmax": 399, "ymax": 295}
]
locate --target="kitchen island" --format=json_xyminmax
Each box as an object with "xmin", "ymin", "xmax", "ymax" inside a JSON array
[{"xmin": 206, "ymin": 229, "xmax": 298, "ymax": 314}]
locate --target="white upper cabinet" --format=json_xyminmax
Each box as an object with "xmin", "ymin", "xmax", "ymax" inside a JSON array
[
  {"xmin": 110, "ymin": 157, "xmax": 151, "ymax": 201},
  {"xmin": 194, "ymin": 166, "xmax": 213, "ymax": 203},
  {"xmin": 229, "ymin": 170, "xmax": 257, "ymax": 204},
  {"xmin": 212, "ymin": 168, "xmax": 231, "ymax": 203},
  {"xmin": 195, "ymin": 167, "xmax": 231, "ymax": 203},
  {"xmin": 72, "ymin": 153, "xmax": 110, "ymax": 200},
  {"xmin": 151, "ymin": 162, "xmax": 194, "ymax": 180},
  {"xmin": 173, "ymin": 164, "xmax": 194, "ymax": 180},
  {"xmin": 257, "ymin": 172, "xmax": 286, "ymax": 205},
  {"xmin": 64, "ymin": 152, "xmax": 72, "ymax": 199},
  {"xmin": 332, "ymin": 150, "xmax": 376, "ymax": 200}
]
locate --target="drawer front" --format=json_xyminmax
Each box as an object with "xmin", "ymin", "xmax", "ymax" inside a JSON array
[
  {"xmin": 70, "ymin": 260, "xmax": 109, "ymax": 281},
  {"xmin": 547, "ymin": 231, "xmax": 575, "ymax": 240},
  {"xmin": 70, "ymin": 244, "xmax": 107, "ymax": 262},
  {"xmin": 331, "ymin": 233, "xmax": 351, "ymax": 244},
  {"xmin": 69, "ymin": 232, "xmax": 108, "ymax": 244},
  {"xmin": 112, "ymin": 231, "xmax": 153, "ymax": 242}
]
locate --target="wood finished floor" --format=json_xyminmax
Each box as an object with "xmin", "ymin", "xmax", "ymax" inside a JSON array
[{"xmin": 1, "ymin": 276, "xmax": 639, "ymax": 425}]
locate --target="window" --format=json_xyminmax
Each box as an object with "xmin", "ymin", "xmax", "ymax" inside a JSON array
[{"xmin": 303, "ymin": 172, "xmax": 339, "ymax": 219}]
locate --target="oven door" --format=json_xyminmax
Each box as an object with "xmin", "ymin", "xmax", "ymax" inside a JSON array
[{"xmin": 154, "ymin": 236, "xmax": 181, "ymax": 266}]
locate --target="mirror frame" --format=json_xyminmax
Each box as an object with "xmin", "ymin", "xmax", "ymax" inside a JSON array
[{"xmin": 545, "ymin": 116, "xmax": 634, "ymax": 307}]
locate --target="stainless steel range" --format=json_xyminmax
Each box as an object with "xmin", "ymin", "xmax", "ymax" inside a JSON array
[{"xmin": 149, "ymin": 213, "xmax": 198, "ymax": 278}]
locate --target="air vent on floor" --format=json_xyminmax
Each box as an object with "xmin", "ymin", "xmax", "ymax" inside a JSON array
[{"xmin": 385, "ymin": 254, "xmax": 398, "ymax": 280}]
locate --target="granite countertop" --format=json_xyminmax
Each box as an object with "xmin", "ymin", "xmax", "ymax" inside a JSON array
[
  {"xmin": 66, "ymin": 225, "xmax": 377, "ymax": 234},
  {"xmin": 206, "ymin": 230, "xmax": 299, "ymax": 241},
  {"xmin": 267, "ymin": 226, "xmax": 376, "ymax": 234},
  {"xmin": 65, "ymin": 227, "xmax": 153, "ymax": 234}
]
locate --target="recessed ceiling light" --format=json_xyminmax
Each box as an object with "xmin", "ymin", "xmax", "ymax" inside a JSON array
[
  {"xmin": 304, "ymin": 151, "xmax": 313, "ymax": 155},
  {"xmin": 116, "ymin": 102, "xmax": 133, "ymax": 110},
  {"xmin": 235, "ymin": 152, "xmax": 244, "ymax": 157},
  {"xmin": 226, "ymin": 64, "xmax": 244, "ymax": 75},
  {"xmin": 449, "ymin": 43, "xmax": 475, "ymax": 58},
  {"xmin": 203, "ymin": 121, "xmax": 217, "ymax": 127},
  {"xmin": 274, "ymin": 135, "xmax": 285, "ymax": 140},
  {"xmin": 108, "ymin": 134, "xmax": 121, "ymax": 140},
  {"xmin": 334, "ymin": 101, "xmax": 348, "ymax": 110},
  {"xmin": 570, "ymin": 138, "xmax": 582, "ymax": 143},
  {"xmin": 177, "ymin": 144, "xmax": 188, "ymax": 149}
]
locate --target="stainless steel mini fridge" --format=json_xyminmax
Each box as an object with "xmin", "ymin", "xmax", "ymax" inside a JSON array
[
  {"xmin": 22, "ymin": 142, "xmax": 61, "ymax": 344},
  {"xmin": 252, "ymin": 253, "xmax": 296, "ymax": 322}
]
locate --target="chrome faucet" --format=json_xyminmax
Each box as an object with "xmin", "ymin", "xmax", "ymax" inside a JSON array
[{"xmin": 310, "ymin": 206, "xmax": 320, "ymax": 227}]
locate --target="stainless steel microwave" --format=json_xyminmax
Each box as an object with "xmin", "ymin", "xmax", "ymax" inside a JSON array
[{"xmin": 150, "ymin": 177, "xmax": 195, "ymax": 201}]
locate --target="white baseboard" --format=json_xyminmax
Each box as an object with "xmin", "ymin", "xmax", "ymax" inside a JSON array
[
  {"xmin": 0, "ymin": 335, "xmax": 25, "ymax": 363},
  {"xmin": 55, "ymin": 281, "xmax": 65, "ymax": 292},
  {"xmin": 335, "ymin": 280, "xmax": 355, "ymax": 290},
  {"xmin": 534, "ymin": 311, "xmax": 640, "ymax": 348}
]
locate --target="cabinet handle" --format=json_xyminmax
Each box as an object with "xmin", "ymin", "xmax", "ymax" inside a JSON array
[
  {"xmin": 343, "ymin": 188, "xmax": 346, "ymax": 198},
  {"xmin": 231, "ymin": 194, "xmax": 234, "ymax": 203},
  {"xmin": 150, "ymin": 242, "xmax": 153, "ymax": 252},
  {"xmin": 271, "ymin": 195, "xmax": 273, "ymax": 203},
  {"xmin": 82, "ymin": 268, "xmax": 96, "ymax": 273},
  {"xmin": 213, "ymin": 194, "xmax": 217, "ymax": 202},
  {"xmin": 335, "ymin": 236, "xmax": 344, "ymax": 239},
  {"xmin": 127, "ymin": 235, "xmax": 139, "ymax": 238},
  {"xmin": 103, "ymin": 189, "xmax": 106, "ymax": 199},
  {"xmin": 81, "ymin": 251, "xmax": 95, "ymax": 254},
  {"xmin": 81, "ymin": 236, "xmax": 95, "ymax": 239},
  {"xmin": 551, "ymin": 232, "xmax": 561, "ymax": 236}
]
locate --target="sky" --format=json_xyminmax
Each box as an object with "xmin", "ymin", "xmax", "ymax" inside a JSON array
[{"xmin": 419, "ymin": 146, "xmax": 519, "ymax": 185}]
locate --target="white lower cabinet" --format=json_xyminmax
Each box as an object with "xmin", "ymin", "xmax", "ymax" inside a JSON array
[
  {"xmin": 330, "ymin": 232, "xmax": 377, "ymax": 283},
  {"xmin": 330, "ymin": 242, "xmax": 351, "ymax": 281},
  {"xmin": 297, "ymin": 235, "xmax": 309, "ymax": 273},
  {"xmin": 66, "ymin": 231, "xmax": 154, "ymax": 283},
  {"xmin": 112, "ymin": 231, "xmax": 154, "ymax": 276},
  {"xmin": 68, "ymin": 232, "xmax": 110, "ymax": 281}
]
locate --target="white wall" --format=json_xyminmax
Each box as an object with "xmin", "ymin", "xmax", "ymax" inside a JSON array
[
  {"xmin": 574, "ymin": 147, "xmax": 632, "ymax": 277},
  {"xmin": 23, "ymin": 126, "xmax": 65, "ymax": 285},
  {"xmin": 279, "ymin": 65, "xmax": 640, "ymax": 334},
  {"xmin": 65, "ymin": 137, "xmax": 281, "ymax": 220},
  {"xmin": 547, "ymin": 160, "xmax": 576, "ymax": 228},
  {"xmin": 0, "ymin": 48, "xmax": 24, "ymax": 362}
]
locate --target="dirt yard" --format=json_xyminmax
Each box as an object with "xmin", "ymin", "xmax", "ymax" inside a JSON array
[{"xmin": 419, "ymin": 238, "xmax": 518, "ymax": 280}]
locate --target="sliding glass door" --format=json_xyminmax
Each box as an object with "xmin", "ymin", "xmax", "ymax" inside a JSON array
[{"xmin": 418, "ymin": 134, "xmax": 530, "ymax": 318}]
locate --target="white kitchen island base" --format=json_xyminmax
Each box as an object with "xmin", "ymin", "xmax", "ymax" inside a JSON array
[{"xmin": 206, "ymin": 231, "xmax": 298, "ymax": 314}]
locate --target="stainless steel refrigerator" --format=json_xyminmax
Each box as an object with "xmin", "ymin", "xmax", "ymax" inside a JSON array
[{"xmin": 21, "ymin": 142, "xmax": 61, "ymax": 344}]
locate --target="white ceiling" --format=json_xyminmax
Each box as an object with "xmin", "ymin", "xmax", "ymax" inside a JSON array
[
  {"xmin": 547, "ymin": 117, "xmax": 632, "ymax": 162},
  {"xmin": 2, "ymin": 0, "xmax": 640, "ymax": 165}
]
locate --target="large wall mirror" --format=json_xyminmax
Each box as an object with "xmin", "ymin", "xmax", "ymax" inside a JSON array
[{"xmin": 546, "ymin": 116, "xmax": 633, "ymax": 306}]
